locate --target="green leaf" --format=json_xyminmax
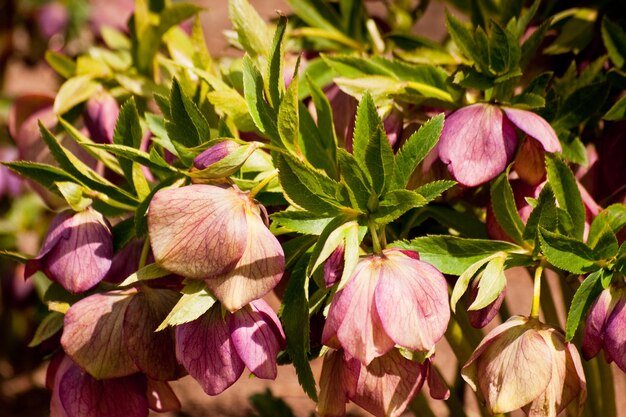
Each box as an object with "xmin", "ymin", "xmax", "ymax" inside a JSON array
[
  {"xmin": 490, "ymin": 172, "xmax": 525, "ymax": 244},
  {"xmin": 450, "ymin": 253, "xmax": 500, "ymax": 312},
  {"xmin": 543, "ymin": 8, "xmax": 596, "ymax": 55},
  {"xmin": 156, "ymin": 281, "xmax": 215, "ymax": 331},
  {"xmin": 523, "ymin": 183, "xmax": 557, "ymax": 244},
  {"xmin": 242, "ymin": 56, "xmax": 279, "ymax": 140},
  {"xmin": 364, "ymin": 116, "xmax": 395, "ymax": 195},
  {"xmin": 2, "ymin": 161, "xmax": 77, "ymax": 192},
  {"xmin": 445, "ymin": 12, "xmax": 478, "ymax": 65},
  {"xmin": 414, "ymin": 180, "xmax": 456, "ymax": 202},
  {"xmin": 166, "ymin": 79, "xmax": 207, "ymax": 150},
  {"xmin": 28, "ymin": 312, "xmax": 64, "ymax": 348},
  {"xmin": 267, "ymin": 15, "xmax": 287, "ymax": 109},
  {"xmin": 397, "ymin": 235, "xmax": 523, "ymax": 275},
  {"xmin": 538, "ymin": 227, "xmax": 599, "ymax": 274},
  {"xmin": 336, "ymin": 149, "xmax": 372, "ymax": 211},
  {"xmin": 279, "ymin": 254, "xmax": 317, "ymax": 401},
  {"xmin": 309, "ymin": 221, "xmax": 362, "ymax": 289},
  {"xmin": 306, "ymin": 76, "xmax": 338, "ymax": 164},
  {"xmin": 270, "ymin": 211, "xmax": 333, "ymax": 235},
  {"xmin": 372, "ymin": 190, "xmax": 427, "ymax": 225},
  {"xmin": 229, "ymin": 0, "xmax": 273, "ymax": 58},
  {"xmin": 546, "ymin": 154, "xmax": 585, "ymax": 239},
  {"xmin": 487, "ymin": 23, "xmax": 521, "ymax": 76},
  {"xmin": 603, "ymin": 94, "xmax": 626, "ymax": 121},
  {"xmin": 590, "ymin": 204, "xmax": 626, "ymax": 237},
  {"xmin": 45, "ymin": 51, "xmax": 76, "ymax": 79},
  {"xmin": 55, "ymin": 182, "xmax": 93, "ymax": 211},
  {"xmin": 352, "ymin": 93, "xmax": 379, "ymax": 169},
  {"xmin": 87, "ymin": 143, "xmax": 177, "ymax": 173},
  {"xmin": 394, "ymin": 114, "xmax": 444, "ymax": 189},
  {"xmin": 469, "ymin": 255, "xmax": 507, "ymax": 310},
  {"xmin": 277, "ymin": 71, "xmax": 301, "ymax": 155},
  {"xmin": 119, "ymin": 263, "xmax": 171, "ymax": 286},
  {"xmin": 276, "ymin": 154, "xmax": 345, "ymax": 214},
  {"xmin": 113, "ymin": 98, "xmax": 144, "ymax": 188},
  {"xmin": 53, "ymin": 76, "xmax": 100, "ymax": 115},
  {"xmin": 287, "ymin": 0, "xmax": 343, "ymax": 35},
  {"xmin": 0, "ymin": 250, "xmax": 32, "ymax": 263},
  {"xmin": 565, "ymin": 269, "xmax": 604, "ymax": 341},
  {"xmin": 602, "ymin": 17, "xmax": 626, "ymax": 68}
]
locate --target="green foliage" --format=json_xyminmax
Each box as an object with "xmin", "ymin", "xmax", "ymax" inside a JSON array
[{"xmin": 565, "ymin": 269, "xmax": 605, "ymax": 341}]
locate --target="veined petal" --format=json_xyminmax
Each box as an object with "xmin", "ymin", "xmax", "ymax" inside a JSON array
[
  {"xmin": 375, "ymin": 250, "xmax": 450, "ymax": 352},
  {"xmin": 123, "ymin": 289, "xmax": 181, "ymax": 381},
  {"xmin": 148, "ymin": 184, "xmax": 248, "ymax": 279},
  {"xmin": 58, "ymin": 358, "xmax": 148, "ymax": 417},
  {"xmin": 438, "ymin": 103, "xmax": 517, "ymax": 187},
  {"xmin": 350, "ymin": 349, "xmax": 428, "ymax": 417},
  {"xmin": 502, "ymin": 107, "xmax": 561, "ymax": 153},
  {"xmin": 582, "ymin": 287, "xmax": 613, "ymax": 360},
  {"xmin": 145, "ymin": 380, "xmax": 181, "ymax": 413},
  {"xmin": 228, "ymin": 299, "xmax": 284, "ymax": 379},
  {"xmin": 318, "ymin": 350, "xmax": 359, "ymax": 417},
  {"xmin": 333, "ymin": 257, "xmax": 395, "ymax": 365},
  {"xmin": 603, "ymin": 292, "xmax": 626, "ymax": 372},
  {"xmin": 205, "ymin": 208, "xmax": 284, "ymax": 312},
  {"xmin": 61, "ymin": 291, "xmax": 138, "ymax": 379},
  {"xmin": 175, "ymin": 304, "xmax": 245, "ymax": 395}
]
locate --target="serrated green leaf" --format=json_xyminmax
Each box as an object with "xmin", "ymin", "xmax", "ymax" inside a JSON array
[
  {"xmin": 352, "ymin": 93, "xmax": 379, "ymax": 168},
  {"xmin": 306, "ymin": 76, "xmax": 338, "ymax": 168},
  {"xmin": 28, "ymin": 311, "xmax": 64, "ymax": 348},
  {"xmin": 488, "ymin": 23, "xmax": 521, "ymax": 76},
  {"xmin": 538, "ymin": 227, "xmax": 599, "ymax": 274},
  {"xmin": 414, "ymin": 180, "xmax": 456, "ymax": 202},
  {"xmin": 279, "ymin": 254, "xmax": 317, "ymax": 401},
  {"xmin": 543, "ymin": 8, "xmax": 596, "ymax": 55},
  {"xmin": 270, "ymin": 211, "xmax": 334, "ymax": 235},
  {"xmin": 267, "ymin": 15, "xmax": 287, "ymax": 109},
  {"xmin": 2, "ymin": 161, "xmax": 77, "ymax": 192},
  {"xmin": 299, "ymin": 101, "xmax": 338, "ymax": 179},
  {"xmin": 603, "ymin": 94, "xmax": 626, "ymax": 121},
  {"xmin": 166, "ymin": 79, "xmax": 207, "ymax": 150},
  {"xmin": 55, "ymin": 182, "xmax": 93, "ymax": 211},
  {"xmin": 113, "ymin": 98, "xmax": 144, "ymax": 188},
  {"xmin": 156, "ymin": 281, "xmax": 215, "ymax": 331},
  {"xmin": 491, "ymin": 172, "xmax": 525, "ymax": 244},
  {"xmin": 242, "ymin": 56, "xmax": 279, "ymax": 141},
  {"xmin": 546, "ymin": 154, "xmax": 585, "ymax": 239},
  {"xmin": 397, "ymin": 235, "xmax": 524, "ymax": 275},
  {"xmin": 602, "ymin": 17, "xmax": 626, "ymax": 68},
  {"xmin": 364, "ymin": 118, "xmax": 395, "ymax": 195},
  {"xmin": 119, "ymin": 263, "xmax": 171, "ymax": 286},
  {"xmin": 336, "ymin": 149, "xmax": 372, "ymax": 211},
  {"xmin": 53, "ymin": 76, "xmax": 100, "ymax": 115},
  {"xmin": 469, "ymin": 255, "xmax": 507, "ymax": 310},
  {"xmin": 445, "ymin": 12, "xmax": 478, "ymax": 65},
  {"xmin": 87, "ymin": 143, "xmax": 177, "ymax": 173},
  {"xmin": 565, "ymin": 269, "xmax": 604, "ymax": 341},
  {"xmin": 372, "ymin": 190, "xmax": 427, "ymax": 225},
  {"xmin": 394, "ymin": 114, "xmax": 444, "ymax": 189},
  {"xmin": 229, "ymin": 0, "xmax": 273, "ymax": 59},
  {"xmin": 277, "ymin": 71, "xmax": 301, "ymax": 155},
  {"xmin": 523, "ymin": 183, "xmax": 557, "ymax": 244}
]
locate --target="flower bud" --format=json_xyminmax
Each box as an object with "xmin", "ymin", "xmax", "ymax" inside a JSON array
[
  {"xmin": 0, "ymin": 147, "xmax": 23, "ymax": 198},
  {"xmin": 466, "ymin": 278, "xmax": 506, "ymax": 329},
  {"xmin": 25, "ymin": 208, "xmax": 113, "ymax": 293},
  {"xmin": 323, "ymin": 243, "xmax": 345, "ymax": 288},
  {"xmin": 193, "ymin": 140, "xmax": 241, "ymax": 169},
  {"xmin": 84, "ymin": 91, "xmax": 119, "ymax": 144},
  {"xmin": 462, "ymin": 316, "xmax": 586, "ymax": 416}
]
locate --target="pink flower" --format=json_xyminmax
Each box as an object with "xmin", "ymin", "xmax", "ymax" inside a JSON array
[
  {"xmin": 582, "ymin": 284, "xmax": 626, "ymax": 372},
  {"xmin": 438, "ymin": 103, "xmax": 561, "ymax": 187},
  {"xmin": 462, "ymin": 316, "xmax": 586, "ymax": 416},
  {"xmin": 322, "ymin": 249, "xmax": 449, "ymax": 365},
  {"xmin": 148, "ymin": 184, "xmax": 284, "ymax": 311},
  {"xmin": 84, "ymin": 91, "xmax": 119, "ymax": 144},
  {"xmin": 175, "ymin": 299, "xmax": 285, "ymax": 395},
  {"xmin": 25, "ymin": 208, "xmax": 113, "ymax": 293}
]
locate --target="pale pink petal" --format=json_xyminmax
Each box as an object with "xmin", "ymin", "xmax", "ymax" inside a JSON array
[
  {"xmin": 175, "ymin": 305, "xmax": 245, "ymax": 395},
  {"xmin": 438, "ymin": 103, "xmax": 517, "ymax": 186},
  {"xmin": 582, "ymin": 287, "xmax": 613, "ymax": 360},
  {"xmin": 350, "ymin": 349, "xmax": 428, "ymax": 417},
  {"xmin": 148, "ymin": 184, "xmax": 248, "ymax": 279},
  {"xmin": 502, "ymin": 107, "xmax": 561, "ymax": 153},
  {"xmin": 61, "ymin": 291, "xmax": 138, "ymax": 379},
  {"xmin": 228, "ymin": 299, "xmax": 284, "ymax": 379},
  {"xmin": 375, "ymin": 250, "xmax": 450, "ymax": 352},
  {"xmin": 146, "ymin": 380, "xmax": 181, "ymax": 412},
  {"xmin": 58, "ymin": 359, "xmax": 148, "ymax": 417},
  {"xmin": 318, "ymin": 349, "xmax": 360, "ymax": 417},
  {"xmin": 123, "ymin": 289, "xmax": 180, "ymax": 381},
  {"xmin": 333, "ymin": 256, "xmax": 395, "ymax": 365},
  {"xmin": 324, "ymin": 243, "xmax": 345, "ymax": 288},
  {"xmin": 205, "ymin": 209, "xmax": 285, "ymax": 312}
]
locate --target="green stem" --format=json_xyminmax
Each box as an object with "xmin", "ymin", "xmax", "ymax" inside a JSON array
[
  {"xmin": 87, "ymin": 191, "xmax": 137, "ymax": 211},
  {"xmin": 530, "ymin": 264, "xmax": 544, "ymax": 319},
  {"xmin": 538, "ymin": 271, "xmax": 561, "ymax": 327},
  {"xmin": 249, "ymin": 169, "xmax": 278, "ymax": 199},
  {"xmin": 366, "ymin": 18, "xmax": 385, "ymax": 54},
  {"xmin": 368, "ymin": 220, "xmax": 382, "ymax": 254},
  {"xmin": 444, "ymin": 314, "xmax": 475, "ymax": 364},
  {"xmin": 138, "ymin": 237, "xmax": 151, "ymax": 269},
  {"xmin": 408, "ymin": 392, "xmax": 437, "ymax": 417}
]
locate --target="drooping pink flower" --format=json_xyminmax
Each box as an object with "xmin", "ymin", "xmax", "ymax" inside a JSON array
[
  {"xmin": 25, "ymin": 208, "xmax": 113, "ymax": 293},
  {"xmin": 582, "ymin": 284, "xmax": 626, "ymax": 372},
  {"xmin": 175, "ymin": 299, "xmax": 285, "ymax": 395},
  {"xmin": 84, "ymin": 91, "xmax": 119, "ymax": 144},
  {"xmin": 462, "ymin": 316, "xmax": 586, "ymax": 416},
  {"xmin": 322, "ymin": 249, "xmax": 449, "ymax": 365},
  {"xmin": 438, "ymin": 103, "xmax": 561, "ymax": 187},
  {"xmin": 148, "ymin": 184, "xmax": 285, "ymax": 311}
]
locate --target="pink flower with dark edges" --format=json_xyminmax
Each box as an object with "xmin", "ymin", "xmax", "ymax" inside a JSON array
[
  {"xmin": 582, "ymin": 284, "xmax": 626, "ymax": 372},
  {"xmin": 25, "ymin": 208, "xmax": 113, "ymax": 293},
  {"xmin": 438, "ymin": 103, "xmax": 561, "ymax": 187},
  {"xmin": 148, "ymin": 184, "xmax": 285, "ymax": 312},
  {"xmin": 175, "ymin": 299, "xmax": 285, "ymax": 395},
  {"xmin": 462, "ymin": 316, "xmax": 586, "ymax": 417},
  {"xmin": 321, "ymin": 249, "xmax": 449, "ymax": 366},
  {"xmin": 48, "ymin": 355, "xmax": 180, "ymax": 417}
]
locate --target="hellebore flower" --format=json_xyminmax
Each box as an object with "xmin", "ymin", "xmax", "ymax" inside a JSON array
[
  {"xmin": 84, "ymin": 91, "xmax": 119, "ymax": 144},
  {"xmin": 25, "ymin": 208, "xmax": 113, "ymax": 293},
  {"xmin": 193, "ymin": 140, "xmax": 241, "ymax": 170},
  {"xmin": 582, "ymin": 284, "xmax": 626, "ymax": 372},
  {"xmin": 175, "ymin": 299, "xmax": 285, "ymax": 395},
  {"xmin": 438, "ymin": 103, "xmax": 561, "ymax": 187},
  {"xmin": 61, "ymin": 289, "xmax": 180, "ymax": 381},
  {"xmin": 323, "ymin": 243, "xmax": 345, "ymax": 288},
  {"xmin": 462, "ymin": 316, "xmax": 586, "ymax": 417},
  {"xmin": 318, "ymin": 348, "xmax": 447, "ymax": 417},
  {"xmin": 48, "ymin": 355, "xmax": 180, "ymax": 417},
  {"xmin": 466, "ymin": 277, "xmax": 507, "ymax": 329},
  {"xmin": 322, "ymin": 249, "xmax": 449, "ymax": 365},
  {"xmin": 36, "ymin": 2, "xmax": 69, "ymax": 39},
  {"xmin": 0, "ymin": 147, "xmax": 23, "ymax": 198},
  {"xmin": 148, "ymin": 184, "xmax": 284, "ymax": 312}
]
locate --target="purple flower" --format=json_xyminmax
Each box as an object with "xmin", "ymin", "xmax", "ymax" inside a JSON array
[
  {"xmin": 193, "ymin": 140, "xmax": 241, "ymax": 170},
  {"xmin": 322, "ymin": 249, "xmax": 449, "ymax": 365},
  {"xmin": 36, "ymin": 2, "xmax": 69, "ymax": 39},
  {"xmin": 148, "ymin": 184, "xmax": 285, "ymax": 311},
  {"xmin": 462, "ymin": 316, "xmax": 586, "ymax": 416},
  {"xmin": 0, "ymin": 147, "xmax": 23, "ymax": 198},
  {"xmin": 175, "ymin": 299, "xmax": 285, "ymax": 395},
  {"xmin": 438, "ymin": 103, "xmax": 561, "ymax": 187},
  {"xmin": 582, "ymin": 284, "xmax": 626, "ymax": 372},
  {"xmin": 323, "ymin": 243, "xmax": 345, "ymax": 288},
  {"xmin": 84, "ymin": 91, "xmax": 119, "ymax": 144},
  {"xmin": 25, "ymin": 208, "xmax": 113, "ymax": 293}
]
